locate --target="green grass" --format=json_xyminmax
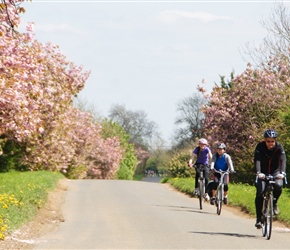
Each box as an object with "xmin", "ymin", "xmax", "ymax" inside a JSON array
[
  {"xmin": 164, "ymin": 177, "xmax": 290, "ymax": 227},
  {"xmin": 0, "ymin": 171, "xmax": 64, "ymax": 239},
  {"xmin": 133, "ymin": 174, "xmax": 144, "ymax": 181}
]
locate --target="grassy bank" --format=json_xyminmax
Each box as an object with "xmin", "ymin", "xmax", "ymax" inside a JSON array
[
  {"xmin": 162, "ymin": 177, "xmax": 290, "ymax": 226},
  {"xmin": 0, "ymin": 171, "xmax": 64, "ymax": 240}
]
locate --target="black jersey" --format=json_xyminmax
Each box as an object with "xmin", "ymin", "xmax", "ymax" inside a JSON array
[{"xmin": 254, "ymin": 141, "xmax": 286, "ymax": 174}]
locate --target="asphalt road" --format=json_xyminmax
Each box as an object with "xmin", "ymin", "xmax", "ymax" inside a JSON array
[{"xmin": 34, "ymin": 177, "xmax": 290, "ymax": 249}]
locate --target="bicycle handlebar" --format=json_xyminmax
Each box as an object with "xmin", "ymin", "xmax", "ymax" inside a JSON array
[
  {"xmin": 255, "ymin": 174, "xmax": 287, "ymax": 185},
  {"xmin": 213, "ymin": 169, "xmax": 234, "ymax": 174}
]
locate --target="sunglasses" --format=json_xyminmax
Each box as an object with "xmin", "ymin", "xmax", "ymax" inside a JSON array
[{"xmin": 265, "ymin": 140, "xmax": 275, "ymax": 143}]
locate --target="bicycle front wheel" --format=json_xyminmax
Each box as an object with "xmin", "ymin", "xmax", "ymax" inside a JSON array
[
  {"xmin": 198, "ymin": 180, "xmax": 205, "ymax": 210},
  {"xmin": 216, "ymin": 185, "xmax": 223, "ymax": 215},
  {"xmin": 266, "ymin": 194, "xmax": 273, "ymax": 240},
  {"xmin": 261, "ymin": 199, "xmax": 267, "ymax": 237}
]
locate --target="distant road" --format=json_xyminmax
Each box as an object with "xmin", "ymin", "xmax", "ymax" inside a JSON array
[{"xmin": 34, "ymin": 177, "xmax": 290, "ymax": 249}]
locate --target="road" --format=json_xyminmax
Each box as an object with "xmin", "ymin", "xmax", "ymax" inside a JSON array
[{"xmin": 34, "ymin": 177, "xmax": 290, "ymax": 249}]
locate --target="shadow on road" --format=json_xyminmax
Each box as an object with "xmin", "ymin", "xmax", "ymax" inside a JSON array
[
  {"xmin": 189, "ymin": 231, "xmax": 258, "ymax": 238},
  {"xmin": 154, "ymin": 204, "xmax": 213, "ymax": 215}
]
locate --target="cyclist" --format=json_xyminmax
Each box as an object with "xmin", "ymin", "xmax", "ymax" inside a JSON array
[
  {"xmin": 254, "ymin": 129, "xmax": 286, "ymax": 229},
  {"xmin": 188, "ymin": 138, "xmax": 212, "ymax": 201},
  {"xmin": 210, "ymin": 143, "xmax": 235, "ymax": 205}
]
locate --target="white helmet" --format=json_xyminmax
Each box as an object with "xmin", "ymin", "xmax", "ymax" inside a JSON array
[{"xmin": 198, "ymin": 138, "xmax": 208, "ymax": 145}]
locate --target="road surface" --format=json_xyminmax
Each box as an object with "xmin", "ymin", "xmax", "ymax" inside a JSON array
[{"xmin": 34, "ymin": 177, "xmax": 290, "ymax": 249}]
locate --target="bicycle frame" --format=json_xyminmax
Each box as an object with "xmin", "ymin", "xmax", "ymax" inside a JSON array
[
  {"xmin": 260, "ymin": 175, "xmax": 276, "ymax": 240},
  {"xmin": 195, "ymin": 164, "xmax": 207, "ymax": 210},
  {"xmin": 214, "ymin": 169, "xmax": 230, "ymax": 215}
]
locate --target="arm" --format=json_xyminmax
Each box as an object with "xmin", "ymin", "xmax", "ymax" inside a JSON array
[
  {"xmin": 208, "ymin": 150, "xmax": 213, "ymax": 164},
  {"xmin": 279, "ymin": 144, "xmax": 286, "ymax": 173},
  {"xmin": 188, "ymin": 152, "xmax": 196, "ymax": 166},
  {"xmin": 225, "ymin": 154, "xmax": 235, "ymax": 172},
  {"xmin": 210, "ymin": 154, "xmax": 216, "ymax": 170},
  {"xmin": 254, "ymin": 144, "xmax": 261, "ymax": 173}
]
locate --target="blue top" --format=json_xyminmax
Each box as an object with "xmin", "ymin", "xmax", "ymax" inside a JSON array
[
  {"xmin": 214, "ymin": 154, "xmax": 227, "ymax": 171},
  {"xmin": 193, "ymin": 146, "xmax": 211, "ymax": 165},
  {"xmin": 211, "ymin": 153, "xmax": 235, "ymax": 172}
]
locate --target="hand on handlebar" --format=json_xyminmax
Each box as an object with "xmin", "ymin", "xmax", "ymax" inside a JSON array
[
  {"xmin": 276, "ymin": 173, "xmax": 285, "ymax": 179},
  {"xmin": 257, "ymin": 173, "xmax": 265, "ymax": 179}
]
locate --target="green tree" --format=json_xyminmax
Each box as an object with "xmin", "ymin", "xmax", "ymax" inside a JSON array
[{"xmin": 101, "ymin": 119, "xmax": 138, "ymax": 180}]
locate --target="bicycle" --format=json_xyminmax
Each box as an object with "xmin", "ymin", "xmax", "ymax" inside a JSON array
[
  {"xmin": 214, "ymin": 169, "xmax": 231, "ymax": 215},
  {"xmin": 259, "ymin": 174, "xmax": 276, "ymax": 240},
  {"xmin": 194, "ymin": 164, "xmax": 209, "ymax": 210}
]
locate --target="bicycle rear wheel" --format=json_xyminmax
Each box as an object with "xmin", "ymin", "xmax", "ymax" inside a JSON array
[
  {"xmin": 216, "ymin": 185, "xmax": 222, "ymax": 215},
  {"xmin": 198, "ymin": 180, "xmax": 205, "ymax": 210},
  {"xmin": 266, "ymin": 194, "xmax": 273, "ymax": 240}
]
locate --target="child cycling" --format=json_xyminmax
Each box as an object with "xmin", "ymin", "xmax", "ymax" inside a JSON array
[
  {"xmin": 188, "ymin": 138, "xmax": 212, "ymax": 201},
  {"xmin": 210, "ymin": 142, "xmax": 235, "ymax": 205}
]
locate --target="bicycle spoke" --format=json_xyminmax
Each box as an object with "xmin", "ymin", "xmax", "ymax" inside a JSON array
[
  {"xmin": 266, "ymin": 194, "xmax": 273, "ymax": 240},
  {"xmin": 262, "ymin": 200, "xmax": 267, "ymax": 237},
  {"xmin": 199, "ymin": 181, "xmax": 203, "ymax": 210},
  {"xmin": 216, "ymin": 186, "xmax": 222, "ymax": 215}
]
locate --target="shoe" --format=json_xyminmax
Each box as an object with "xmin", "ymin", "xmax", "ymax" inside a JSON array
[
  {"xmin": 274, "ymin": 204, "xmax": 280, "ymax": 215},
  {"xmin": 223, "ymin": 196, "xmax": 228, "ymax": 205},
  {"xmin": 255, "ymin": 221, "xmax": 262, "ymax": 229},
  {"xmin": 210, "ymin": 197, "xmax": 216, "ymax": 205},
  {"xmin": 204, "ymin": 193, "xmax": 210, "ymax": 201}
]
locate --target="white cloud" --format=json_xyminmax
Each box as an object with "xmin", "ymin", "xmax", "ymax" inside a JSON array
[{"xmin": 159, "ymin": 10, "xmax": 231, "ymax": 23}]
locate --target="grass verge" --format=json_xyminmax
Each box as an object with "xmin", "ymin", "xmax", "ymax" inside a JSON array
[
  {"xmin": 164, "ymin": 177, "xmax": 290, "ymax": 227},
  {"xmin": 0, "ymin": 171, "xmax": 64, "ymax": 240}
]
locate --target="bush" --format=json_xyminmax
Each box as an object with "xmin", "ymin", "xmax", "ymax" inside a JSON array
[{"xmin": 168, "ymin": 152, "xmax": 195, "ymax": 178}]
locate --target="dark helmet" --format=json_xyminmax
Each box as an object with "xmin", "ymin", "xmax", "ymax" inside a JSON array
[
  {"xmin": 216, "ymin": 143, "xmax": 226, "ymax": 149},
  {"xmin": 264, "ymin": 129, "xmax": 278, "ymax": 138}
]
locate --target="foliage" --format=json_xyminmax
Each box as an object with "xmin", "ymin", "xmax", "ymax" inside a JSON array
[
  {"xmin": 198, "ymin": 60, "xmax": 290, "ymax": 175},
  {"xmin": 168, "ymin": 151, "xmax": 195, "ymax": 178},
  {"xmin": 174, "ymin": 93, "xmax": 207, "ymax": 147},
  {"xmin": 243, "ymin": 3, "xmax": 290, "ymax": 68},
  {"xmin": 108, "ymin": 104, "xmax": 158, "ymax": 149},
  {"xmin": 145, "ymin": 136, "xmax": 171, "ymax": 175},
  {"xmin": 0, "ymin": 2, "xmax": 125, "ymax": 179},
  {"xmin": 0, "ymin": 138, "xmax": 26, "ymax": 172},
  {"xmin": 101, "ymin": 120, "xmax": 138, "ymax": 180},
  {"xmin": 65, "ymin": 165, "xmax": 87, "ymax": 179}
]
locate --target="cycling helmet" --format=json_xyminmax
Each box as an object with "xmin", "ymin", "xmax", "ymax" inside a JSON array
[
  {"xmin": 216, "ymin": 143, "xmax": 226, "ymax": 149},
  {"xmin": 264, "ymin": 129, "xmax": 278, "ymax": 138},
  {"xmin": 198, "ymin": 138, "xmax": 208, "ymax": 145}
]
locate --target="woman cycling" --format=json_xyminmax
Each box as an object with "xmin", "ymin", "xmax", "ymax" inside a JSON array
[
  {"xmin": 188, "ymin": 138, "xmax": 212, "ymax": 201},
  {"xmin": 210, "ymin": 142, "xmax": 235, "ymax": 205}
]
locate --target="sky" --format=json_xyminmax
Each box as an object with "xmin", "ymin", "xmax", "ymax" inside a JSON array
[{"xmin": 19, "ymin": 0, "xmax": 289, "ymax": 146}]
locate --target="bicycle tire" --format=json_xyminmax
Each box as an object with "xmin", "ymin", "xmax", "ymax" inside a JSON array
[
  {"xmin": 266, "ymin": 194, "xmax": 273, "ymax": 240},
  {"xmin": 199, "ymin": 180, "xmax": 204, "ymax": 210},
  {"xmin": 216, "ymin": 185, "xmax": 222, "ymax": 215},
  {"xmin": 261, "ymin": 199, "xmax": 267, "ymax": 237}
]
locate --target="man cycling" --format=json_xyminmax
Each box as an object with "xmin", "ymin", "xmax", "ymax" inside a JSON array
[{"xmin": 254, "ymin": 129, "xmax": 287, "ymax": 229}]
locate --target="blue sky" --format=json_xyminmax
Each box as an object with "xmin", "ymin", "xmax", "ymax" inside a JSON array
[{"xmin": 19, "ymin": 1, "xmax": 287, "ymax": 145}]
